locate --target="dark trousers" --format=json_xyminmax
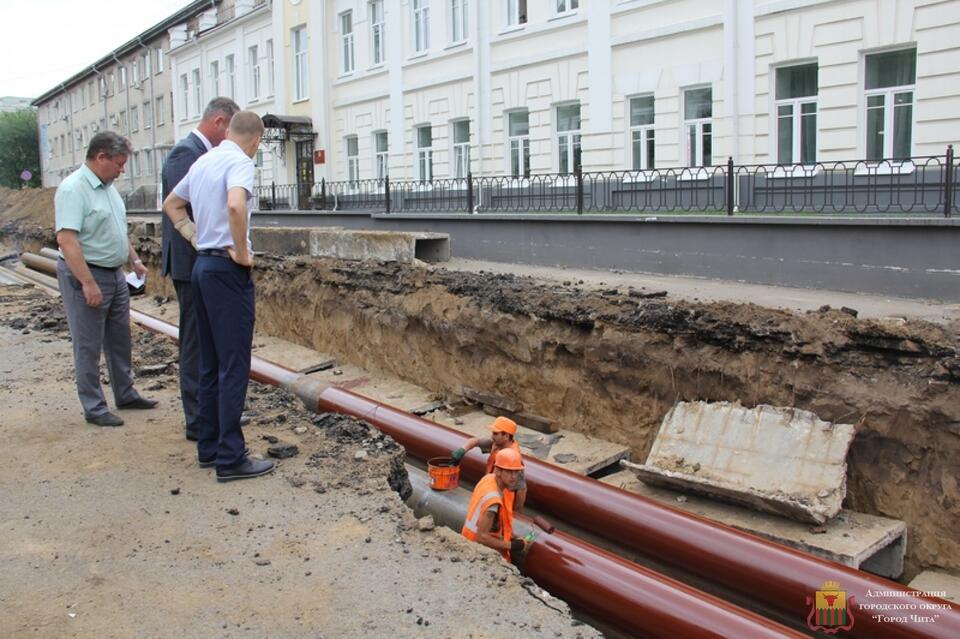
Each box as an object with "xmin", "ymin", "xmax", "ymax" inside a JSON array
[
  {"xmin": 192, "ymin": 255, "xmax": 254, "ymax": 467},
  {"xmin": 173, "ymin": 279, "xmax": 201, "ymax": 436}
]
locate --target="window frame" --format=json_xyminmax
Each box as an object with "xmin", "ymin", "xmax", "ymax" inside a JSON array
[
  {"xmin": 862, "ymin": 48, "xmax": 916, "ymax": 161},
  {"xmin": 340, "ymin": 10, "xmax": 355, "ymax": 75},
  {"xmin": 346, "ymin": 134, "xmax": 360, "ymax": 183},
  {"xmin": 293, "ymin": 26, "xmax": 309, "ymax": 101},
  {"xmin": 266, "ymin": 39, "xmax": 275, "ymax": 96},
  {"xmin": 143, "ymin": 100, "xmax": 152, "ymax": 130},
  {"xmin": 450, "ymin": 0, "xmax": 468, "ymax": 44},
  {"xmin": 555, "ymin": 0, "xmax": 578, "ymax": 15},
  {"xmin": 451, "ymin": 119, "xmax": 470, "ymax": 178},
  {"xmin": 179, "ymin": 74, "xmax": 189, "ymax": 121},
  {"xmin": 210, "ymin": 60, "xmax": 220, "ymax": 98},
  {"xmin": 773, "ymin": 62, "xmax": 818, "ymax": 165},
  {"xmin": 155, "ymin": 96, "xmax": 165, "ymax": 126},
  {"xmin": 413, "ymin": 0, "xmax": 430, "ymax": 54},
  {"xmin": 191, "ymin": 68, "xmax": 202, "ymax": 118},
  {"xmin": 506, "ymin": 0, "xmax": 527, "ymax": 27},
  {"xmin": 555, "ymin": 102, "xmax": 582, "ymax": 175},
  {"xmin": 225, "ymin": 54, "xmax": 236, "ymax": 99},
  {"xmin": 506, "ymin": 109, "xmax": 530, "ymax": 178},
  {"xmin": 627, "ymin": 94, "xmax": 655, "ymax": 171},
  {"xmin": 249, "ymin": 45, "xmax": 261, "ymax": 101},
  {"xmin": 416, "ymin": 124, "xmax": 433, "ymax": 182},
  {"xmin": 373, "ymin": 130, "xmax": 388, "ymax": 180},
  {"xmin": 682, "ymin": 86, "xmax": 713, "ymax": 167},
  {"xmin": 369, "ymin": 1, "xmax": 386, "ymax": 66}
]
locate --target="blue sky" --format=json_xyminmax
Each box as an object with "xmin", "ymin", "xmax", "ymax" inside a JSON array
[{"xmin": 0, "ymin": 0, "xmax": 193, "ymax": 98}]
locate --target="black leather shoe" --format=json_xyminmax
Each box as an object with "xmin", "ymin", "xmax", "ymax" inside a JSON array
[
  {"xmin": 216, "ymin": 457, "xmax": 275, "ymax": 482},
  {"xmin": 239, "ymin": 413, "xmax": 252, "ymax": 427},
  {"xmin": 85, "ymin": 412, "xmax": 124, "ymax": 427},
  {"xmin": 186, "ymin": 431, "xmax": 199, "ymax": 442},
  {"xmin": 117, "ymin": 396, "xmax": 159, "ymax": 410}
]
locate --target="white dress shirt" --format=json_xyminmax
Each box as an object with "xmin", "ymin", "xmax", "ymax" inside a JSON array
[{"xmin": 172, "ymin": 139, "xmax": 255, "ymax": 251}]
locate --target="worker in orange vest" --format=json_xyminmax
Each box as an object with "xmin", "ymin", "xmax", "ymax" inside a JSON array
[
  {"xmin": 461, "ymin": 447, "xmax": 529, "ymax": 562},
  {"xmin": 451, "ymin": 416, "xmax": 527, "ymax": 511}
]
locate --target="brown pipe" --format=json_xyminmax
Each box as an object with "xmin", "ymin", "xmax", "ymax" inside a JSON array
[
  {"xmin": 407, "ymin": 467, "xmax": 807, "ymax": 639},
  {"xmin": 22, "ymin": 252, "xmax": 960, "ymax": 638}
]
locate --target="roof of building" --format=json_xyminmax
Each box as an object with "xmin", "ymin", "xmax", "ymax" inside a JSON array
[{"xmin": 32, "ymin": 0, "xmax": 221, "ymax": 106}]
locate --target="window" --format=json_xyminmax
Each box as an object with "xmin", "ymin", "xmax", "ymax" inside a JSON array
[
  {"xmin": 191, "ymin": 68, "xmax": 202, "ymax": 117},
  {"xmin": 266, "ymin": 39, "xmax": 275, "ymax": 96},
  {"xmin": 132, "ymin": 60, "xmax": 140, "ymax": 86},
  {"xmin": 508, "ymin": 110, "xmax": 530, "ymax": 178},
  {"xmin": 179, "ymin": 74, "xmax": 189, "ymax": 119},
  {"xmin": 346, "ymin": 135, "xmax": 359, "ymax": 183},
  {"xmin": 119, "ymin": 110, "xmax": 126, "ymax": 134},
  {"xmin": 340, "ymin": 11, "xmax": 355, "ymax": 74},
  {"xmin": 450, "ymin": 0, "xmax": 468, "ymax": 43},
  {"xmin": 556, "ymin": 103, "xmax": 581, "ymax": 174},
  {"xmin": 683, "ymin": 87, "xmax": 712, "ymax": 167},
  {"xmin": 413, "ymin": 0, "xmax": 430, "ymax": 53},
  {"xmin": 120, "ymin": 66, "xmax": 127, "ymax": 89},
  {"xmin": 88, "ymin": 81, "xmax": 95, "ymax": 107},
  {"xmin": 506, "ymin": 0, "xmax": 527, "ymax": 26},
  {"xmin": 156, "ymin": 96, "xmax": 165, "ymax": 125},
  {"xmin": 142, "ymin": 52, "xmax": 151, "ymax": 77},
  {"xmin": 225, "ymin": 54, "xmax": 236, "ymax": 99},
  {"xmin": 210, "ymin": 60, "xmax": 220, "ymax": 97},
  {"xmin": 130, "ymin": 151, "xmax": 139, "ymax": 178},
  {"xmin": 864, "ymin": 48, "xmax": 916, "ymax": 161},
  {"xmin": 143, "ymin": 100, "xmax": 152, "ymax": 129},
  {"xmin": 374, "ymin": 131, "xmax": 388, "ymax": 179},
  {"xmin": 144, "ymin": 151, "xmax": 154, "ymax": 176},
  {"xmin": 98, "ymin": 77, "xmax": 106, "ymax": 102},
  {"xmin": 249, "ymin": 45, "xmax": 261, "ymax": 100},
  {"xmin": 293, "ymin": 26, "xmax": 309, "ymax": 100},
  {"xmin": 131, "ymin": 105, "xmax": 139, "ymax": 132},
  {"xmin": 154, "ymin": 48, "xmax": 164, "ymax": 74},
  {"xmin": 556, "ymin": 0, "xmax": 578, "ymax": 13},
  {"xmin": 370, "ymin": 1, "xmax": 385, "ymax": 65},
  {"xmin": 775, "ymin": 63, "xmax": 818, "ymax": 165},
  {"xmin": 80, "ymin": 85, "xmax": 87, "ymax": 109},
  {"xmin": 452, "ymin": 119, "xmax": 470, "ymax": 178},
  {"xmin": 109, "ymin": 72, "xmax": 115, "ymax": 96},
  {"xmin": 629, "ymin": 95, "xmax": 655, "ymax": 170},
  {"xmin": 416, "ymin": 125, "xmax": 433, "ymax": 182}
]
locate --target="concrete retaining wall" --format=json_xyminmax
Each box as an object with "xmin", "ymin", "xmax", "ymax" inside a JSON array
[{"xmin": 245, "ymin": 211, "xmax": 960, "ymax": 301}]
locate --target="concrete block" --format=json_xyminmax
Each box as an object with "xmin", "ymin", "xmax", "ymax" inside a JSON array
[
  {"xmin": 251, "ymin": 227, "xmax": 450, "ymax": 263},
  {"xmin": 631, "ymin": 401, "xmax": 856, "ymax": 524}
]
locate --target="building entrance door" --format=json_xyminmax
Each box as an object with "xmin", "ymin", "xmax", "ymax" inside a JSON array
[{"xmin": 295, "ymin": 140, "xmax": 314, "ymax": 209}]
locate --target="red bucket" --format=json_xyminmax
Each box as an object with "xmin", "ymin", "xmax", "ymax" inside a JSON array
[{"xmin": 427, "ymin": 456, "xmax": 460, "ymax": 490}]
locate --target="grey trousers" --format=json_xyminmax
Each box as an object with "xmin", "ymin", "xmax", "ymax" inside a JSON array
[
  {"xmin": 173, "ymin": 278, "xmax": 201, "ymax": 436},
  {"xmin": 57, "ymin": 259, "xmax": 138, "ymax": 419}
]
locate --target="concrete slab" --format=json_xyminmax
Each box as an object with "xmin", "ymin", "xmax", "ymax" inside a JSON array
[
  {"xmin": 251, "ymin": 227, "xmax": 450, "ymax": 263},
  {"xmin": 908, "ymin": 571, "xmax": 960, "ymax": 602},
  {"xmin": 603, "ymin": 468, "xmax": 907, "ymax": 578},
  {"xmin": 633, "ymin": 401, "xmax": 856, "ymax": 524},
  {"xmin": 250, "ymin": 335, "xmax": 338, "ymax": 372}
]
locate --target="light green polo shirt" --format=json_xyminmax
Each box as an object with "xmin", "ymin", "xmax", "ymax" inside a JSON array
[{"xmin": 54, "ymin": 164, "xmax": 129, "ymax": 268}]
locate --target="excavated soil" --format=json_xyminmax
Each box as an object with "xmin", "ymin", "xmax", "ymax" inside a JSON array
[{"xmin": 3, "ymin": 187, "xmax": 958, "ymax": 581}]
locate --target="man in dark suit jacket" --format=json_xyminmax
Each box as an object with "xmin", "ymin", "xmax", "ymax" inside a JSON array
[{"xmin": 161, "ymin": 97, "xmax": 239, "ymax": 440}]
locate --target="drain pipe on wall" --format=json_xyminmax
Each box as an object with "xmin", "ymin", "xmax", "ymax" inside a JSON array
[{"xmin": 18, "ymin": 252, "xmax": 960, "ymax": 639}]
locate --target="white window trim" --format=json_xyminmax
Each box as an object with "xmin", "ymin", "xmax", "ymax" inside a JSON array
[
  {"xmin": 346, "ymin": 135, "xmax": 360, "ymax": 183},
  {"xmin": 553, "ymin": 0, "xmax": 579, "ymax": 17},
  {"xmin": 179, "ymin": 74, "xmax": 189, "ymax": 121},
  {"xmin": 555, "ymin": 102, "xmax": 582, "ymax": 175},
  {"xmin": 210, "ymin": 60, "xmax": 220, "ymax": 98},
  {"xmin": 373, "ymin": 130, "xmax": 388, "ymax": 179},
  {"xmin": 340, "ymin": 11, "xmax": 355, "ymax": 75},
  {"xmin": 863, "ymin": 87, "xmax": 914, "ymax": 161},
  {"xmin": 265, "ymin": 39, "xmax": 275, "ymax": 97},
  {"xmin": 505, "ymin": 0, "xmax": 527, "ymax": 29},
  {"xmin": 191, "ymin": 68, "xmax": 202, "ymax": 118},
  {"xmin": 859, "ymin": 46, "xmax": 916, "ymax": 162},
  {"xmin": 627, "ymin": 94, "xmax": 655, "ymax": 171},
  {"xmin": 225, "ymin": 54, "xmax": 236, "ymax": 100},
  {"xmin": 249, "ymin": 45, "xmax": 261, "ymax": 102},
  {"xmin": 682, "ymin": 85, "xmax": 713, "ymax": 168},
  {"xmin": 293, "ymin": 26, "xmax": 309, "ymax": 101},
  {"xmin": 775, "ymin": 97, "xmax": 817, "ymax": 165},
  {"xmin": 449, "ymin": 0, "xmax": 468, "ymax": 45},
  {"xmin": 369, "ymin": 1, "xmax": 386, "ymax": 67},
  {"xmin": 451, "ymin": 119, "xmax": 470, "ymax": 178},
  {"xmin": 416, "ymin": 124, "xmax": 433, "ymax": 182},
  {"xmin": 413, "ymin": 0, "xmax": 431, "ymax": 54},
  {"xmin": 506, "ymin": 109, "xmax": 530, "ymax": 178}
]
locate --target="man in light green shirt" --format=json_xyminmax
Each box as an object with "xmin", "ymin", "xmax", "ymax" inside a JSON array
[{"xmin": 55, "ymin": 131, "xmax": 157, "ymax": 427}]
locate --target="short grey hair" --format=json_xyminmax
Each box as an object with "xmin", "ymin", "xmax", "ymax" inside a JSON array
[
  {"xmin": 203, "ymin": 97, "xmax": 240, "ymax": 121},
  {"xmin": 86, "ymin": 131, "xmax": 132, "ymax": 160}
]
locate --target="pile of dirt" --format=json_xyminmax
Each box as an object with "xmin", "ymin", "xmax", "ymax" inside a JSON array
[{"xmin": 0, "ymin": 187, "xmax": 56, "ymax": 249}]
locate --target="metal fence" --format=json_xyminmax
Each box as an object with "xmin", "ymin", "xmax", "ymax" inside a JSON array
[{"xmin": 249, "ymin": 146, "xmax": 960, "ymax": 217}]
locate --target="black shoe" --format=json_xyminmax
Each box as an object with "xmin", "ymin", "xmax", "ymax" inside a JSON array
[
  {"xmin": 216, "ymin": 457, "xmax": 275, "ymax": 482},
  {"xmin": 117, "ymin": 396, "xmax": 159, "ymax": 410},
  {"xmin": 239, "ymin": 413, "xmax": 252, "ymax": 427},
  {"xmin": 186, "ymin": 431, "xmax": 199, "ymax": 442},
  {"xmin": 200, "ymin": 448, "xmax": 250, "ymax": 468},
  {"xmin": 85, "ymin": 412, "xmax": 124, "ymax": 427}
]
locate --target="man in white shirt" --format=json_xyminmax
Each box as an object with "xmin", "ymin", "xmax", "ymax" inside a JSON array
[{"xmin": 162, "ymin": 111, "xmax": 273, "ymax": 482}]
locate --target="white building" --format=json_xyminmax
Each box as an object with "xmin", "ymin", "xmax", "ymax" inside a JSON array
[
  {"xmin": 167, "ymin": 0, "xmax": 281, "ymax": 189},
  {"xmin": 267, "ymin": 0, "xmax": 960, "ymax": 187}
]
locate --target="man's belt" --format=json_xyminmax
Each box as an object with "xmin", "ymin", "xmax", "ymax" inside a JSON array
[{"xmin": 197, "ymin": 248, "xmax": 231, "ymax": 258}]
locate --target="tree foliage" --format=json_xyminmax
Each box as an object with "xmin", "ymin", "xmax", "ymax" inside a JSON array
[{"xmin": 0, "ymin": 109, "xmax": 41, "ymax": 188}]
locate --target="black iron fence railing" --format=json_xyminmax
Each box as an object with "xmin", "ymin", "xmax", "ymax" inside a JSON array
[{"xmin": 202, "ymin": 147, "xmax": 960, "ymax": 218}]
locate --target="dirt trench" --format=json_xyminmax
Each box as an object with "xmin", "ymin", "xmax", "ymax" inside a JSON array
[{"xmin": 133, "ymin": 246, "xmax": 960, "ymax": 580}]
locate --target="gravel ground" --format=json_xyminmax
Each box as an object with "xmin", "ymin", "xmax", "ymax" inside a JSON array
[{"xmin": 0, "ymin": 283, "xmax": 600, "ymax": 639}]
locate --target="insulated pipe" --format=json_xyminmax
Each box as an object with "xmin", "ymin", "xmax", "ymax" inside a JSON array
[
  {"xmin": 21, "ymin": 252, "xmax": 960, "ymax": 639},
  {"xmin": 406, "ymin": 467, "xmax": 807, "ymax": 639}
]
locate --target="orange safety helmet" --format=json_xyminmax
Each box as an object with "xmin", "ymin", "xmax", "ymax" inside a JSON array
[
  {"xmin": 489, "ymin": 416, "xmax": 518, "ymax": 436},
  {"xmin": 494, "ymin": 447, "xmax": 524, "ymax": 471}
]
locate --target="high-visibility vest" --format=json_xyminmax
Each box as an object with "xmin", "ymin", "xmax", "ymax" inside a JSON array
[
  {"xmin": 485, "ymin": 440, "xmax": 523, "ymax": 475},
  {"xmin": 461, "ymin": 473, "xmax": 515, "ymax": 561}
]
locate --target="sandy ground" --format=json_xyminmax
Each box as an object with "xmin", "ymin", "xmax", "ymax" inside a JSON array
[{"xmin": 0, "ymin": 282, "xmax": 599, "ymax": 639}]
